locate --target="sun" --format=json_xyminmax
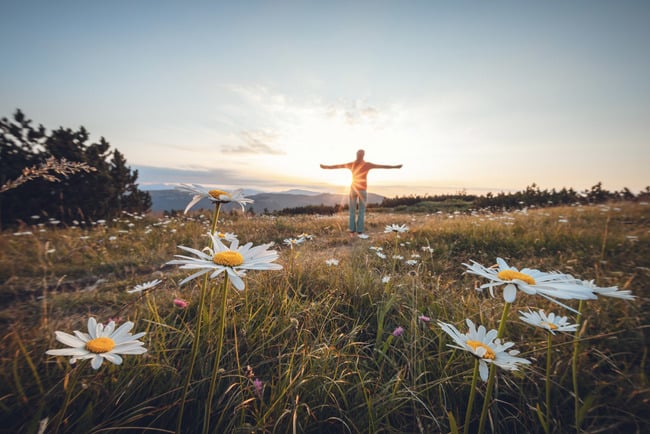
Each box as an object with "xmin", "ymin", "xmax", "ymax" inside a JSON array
[{"xmin": 327, "ymin": 169, "xmax": 353, "ymax": 189}]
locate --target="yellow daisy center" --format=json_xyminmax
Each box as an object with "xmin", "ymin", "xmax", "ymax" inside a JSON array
[
  {"xmin": 86, "ymin": 337, "xmax": 116, "ymax": 354},
  {"xmin": 497, "ymin": 269, "xmax": 536, "ymax": 285},
  {"xmin": 208, "ymin": 189, "xmax": 231, "ymax": 200},
  {"xmin": 541, "ymin": 321, "xmax": 558, "ymax": 330},
  {"xmin": 213, "ymin": 250, "xmax": 244, "ymax": 266},
  {"xmin": 466, "ymin": 340, "xmax": 496, "ymax": 360}
]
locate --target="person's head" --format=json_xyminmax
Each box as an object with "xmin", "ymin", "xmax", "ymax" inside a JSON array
[{"xmin": 356, "ymin": 149, "xmax": 365, "ymax": 161}]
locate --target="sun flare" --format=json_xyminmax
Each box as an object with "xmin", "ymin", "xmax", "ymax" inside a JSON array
[{"xmin": 325, "ymin": 169, "xmax": 353, "ymax": 189}]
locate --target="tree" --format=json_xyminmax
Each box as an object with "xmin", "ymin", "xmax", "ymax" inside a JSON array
[{"xmin": 0, "ymin": 109, "xmax": 151, "ymax": 228}]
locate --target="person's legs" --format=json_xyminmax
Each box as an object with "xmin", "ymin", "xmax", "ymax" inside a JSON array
[
  {"xmin": 357, "ymin": 190, "xmax": 367, "ymax": 233},
  {"xmin": 348, "ymin": 191, "xmax": 358, "ymax": 232}
]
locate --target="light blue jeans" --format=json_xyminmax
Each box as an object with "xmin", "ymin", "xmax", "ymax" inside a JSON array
[{"xmin": 349, "ymin": 189, "xmax": 367, "ymax": 233}]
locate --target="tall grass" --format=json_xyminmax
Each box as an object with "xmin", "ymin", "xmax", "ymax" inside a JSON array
[{"xmin": 1, "ymin": 203, "xmax": 648, "ymax": 433}]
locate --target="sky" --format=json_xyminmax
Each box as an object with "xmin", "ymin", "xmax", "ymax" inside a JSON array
[{"xmin": 1, "ymin": 0, "xmax": 649, "ymax": 197}]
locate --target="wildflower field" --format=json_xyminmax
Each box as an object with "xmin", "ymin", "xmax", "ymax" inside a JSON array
[{"xmin": 1, "ymin": 201, "xmax": 648, "ymax": 433}]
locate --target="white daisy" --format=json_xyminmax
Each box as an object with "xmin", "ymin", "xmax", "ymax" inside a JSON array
[
  {"xmin": 167, "ymin": 233, "xmax": 282, "ymax": 290},
  {"xmin": 283, "ymin": 237, "xmax": 305, "ymax": 248},
  {"xmin": 463, "ymin": 257, "xmax": 597, "ymax": 311},
  {"xmin": 518, "ymin": 309, "xmax": 578, "ymax": 335},
  {"xmin": 175, "ymin": 184, "xmax": 254, "ymax": 214},
  {"xmin": 579, "ymin": 279, "xmax": 635, "ymax": 300},
  {"xmin": 214, "ymin": 231, "xmax": 238, "ymax": 242},
  {"xmin": 438, "ymin": 319, "xmax": 530, "ymax": 381},
  {"xmin": 45, "ymin": 317, "xmax": 147, "ymax": 370},
  {"xmin": 384, "ymin": 224, "xmax": 409, "ymax": 233},
  {"xmin": 127, "ymin": 279, "xmax": 162, "ymax": 294},
  {"xmin": 325, "ymin": 258, "xmax": 339, "ymax": 266},
  {"xmin": 382, "ymin": 275, "xmax": 391, "ymax": 284}
]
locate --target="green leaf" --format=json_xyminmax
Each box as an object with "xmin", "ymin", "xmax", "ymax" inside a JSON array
[
  {"xmin": 577, "ymin": 394, "xmax": 595, "ymax": 425},
  {"xmin": 535, "ymin": 403, "xmax": 549, "ymax": 433},
  {"xmin": 448, "ymin": 410, "xmax": 459, "ymax": 434}
]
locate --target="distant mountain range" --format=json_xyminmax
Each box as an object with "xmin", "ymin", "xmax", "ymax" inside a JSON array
[{"xmin": 148, "ymin": 189, "xmax": 385, "ymax": 213}]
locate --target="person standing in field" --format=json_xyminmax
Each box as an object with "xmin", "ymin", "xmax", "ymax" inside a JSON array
[{"xmin": 320, "ymin": 149, "xmax": 402, "ymax": 235}]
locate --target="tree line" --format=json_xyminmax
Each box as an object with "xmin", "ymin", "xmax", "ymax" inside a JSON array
[
  {"xmin": 275, "ymin": 183, "xmax": 649, "ymax": 216},
  {"xmin": 0, "ymin": 110, "xmax": 151, "ymax": 229}
]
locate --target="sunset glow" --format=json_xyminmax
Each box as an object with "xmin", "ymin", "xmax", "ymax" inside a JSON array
[{"xmin": 1, "ymin": 1, "xmax": 648, "ymax": 197}]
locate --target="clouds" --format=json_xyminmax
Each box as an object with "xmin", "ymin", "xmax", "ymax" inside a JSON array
[
  {"xmin": 220, "ymin": 129, "xmax": 285, "ymax": 155},
  {"xmin": 325, "ymin": 102, "xmax": 382, "ymax": 126},
  {"xmin": 133, "ymin": 164, "xmax": 316, "ymax": 191}
]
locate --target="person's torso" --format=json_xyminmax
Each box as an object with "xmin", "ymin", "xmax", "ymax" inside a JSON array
[{"xmin": 350, "ymin": 161, "xmax": 372, "ymax": 190}]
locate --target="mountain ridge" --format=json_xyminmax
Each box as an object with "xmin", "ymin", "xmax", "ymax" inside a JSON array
[{"xmin": 148, "ymin": 189, "xmax": 385, "ymax": 213}]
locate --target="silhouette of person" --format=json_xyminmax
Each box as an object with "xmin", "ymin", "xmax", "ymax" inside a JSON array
[{"xmin": 320, "ymin": 149, "xmax": 402, "ymax": 234}]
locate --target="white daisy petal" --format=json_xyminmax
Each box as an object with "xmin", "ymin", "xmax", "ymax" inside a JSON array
[
  {"xmin": 479, "ymin": 361, "xmax": 489, "ymax": 381},
  {"xmin": 184, "ymin": 195, "xmax": 203, "ymax": 214},
  {"xmin": 503, "ymin": 284, "xmax": 517, "ymax": 302},
  {"xmin": 102, "ymin": 352, "xmax": 123, "ymax": 365},
  {"xmin": 228, "ymin": 271, "xmax": 246, "ymax": 290},
  {"xmin": 46, "ymin": 348, "xmax": 89, "ymax": 357},
  {"xmin": 87, "ymin": 317, "xmax": 98, "ymax": 339},
  {"xmin": 110, "ymin": 322, "xmax": 136, "ymax": 343},
  {"xmin": 114, "ymin": 345, "xmax": 148, "ymax": 355},
  {"xmin": 179, "ymin": 269, "xmax": 212, "ymax": 286},
  {"xmin": 54, "ymin": 331, "xmax": 86, "ymax": 348},
  {"xmin": 91, "ymin": 355, "xmax": 104, "ymax": 370},
  {"xmin": 103, "ymin": 321, "xmax": 116, "ymax": 336}
]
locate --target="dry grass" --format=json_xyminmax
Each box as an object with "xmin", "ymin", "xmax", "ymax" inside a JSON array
[{"xmin": 1, "ymin": 203, "xmax": 648, "ymax": 433}]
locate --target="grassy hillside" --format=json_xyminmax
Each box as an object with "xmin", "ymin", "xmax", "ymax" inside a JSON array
[{"xmin": 1, "ymin": 203, "xmax": 648, "ymax": 433}]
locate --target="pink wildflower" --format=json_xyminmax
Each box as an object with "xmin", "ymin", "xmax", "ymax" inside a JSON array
[
  {"xmin": 173, "ymin": 298, "xmax": 189, "ymax": 309},
  {"xmin": 253, "ymin": 378, "xmax": 263, "ymax": 398}
]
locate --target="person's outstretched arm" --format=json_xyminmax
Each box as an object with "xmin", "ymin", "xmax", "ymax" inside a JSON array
[
  {"xmin": 320, "ymin": 163, "xmax": 347, "ymax": 169},
  {"xmin": 369, "ymin": 163, "xmax": 403, "ymax": 169}
]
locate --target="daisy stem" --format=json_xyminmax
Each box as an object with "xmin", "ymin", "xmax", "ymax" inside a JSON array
[
  {"xmin": 177, "ymin": 205, "xmax": 221, "ymax": 433},
  {"xmin": 206, "ymin": 204, "xmax": 224, "ymax": 329},
  {"xmin": 211, "ymin": 203, "xmax": 222, "ymax": 236},
  {"xmin": 477, "ymin": 301, "xmax": 511, "ymax": 434},
  {"xmin": 463, "ymin": 358, "xmax": 480, "ymax": 434},
  {"xmin": 203, "ymin": 274, "xmax": 230, "ymax": 434},
  {"xmin": 391, "ymin": 235, "xmax": 399, "ymax": 276},
  {"xmin": 545, "ymin": 332, "xmax": 552, "ymax": 434},
  {"xmin": 177, "ymin": 273, "xmax": 209, "ymax": 433},
  {"xmin": 572, "ymin": 300, "xmax": 584, "ymax": 434}
]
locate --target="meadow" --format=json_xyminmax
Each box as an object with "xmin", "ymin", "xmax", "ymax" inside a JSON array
[{"xmin": 1, "ymin": 201, "xmax": 648, "ymax": 433}]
